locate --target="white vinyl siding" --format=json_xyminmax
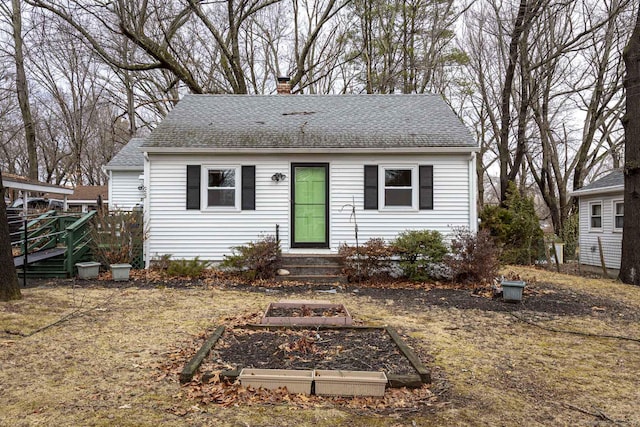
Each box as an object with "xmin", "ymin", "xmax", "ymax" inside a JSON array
[
  {"xmin": 578, "ymin": 193, "xmax": 623, "ymax": 270},
  {"xmin": 108, "ymin": 170, "xmax": 144, "ymax": 211},
  {"xmin": 145, "ymin": 153, "xmax": 475, "ymax": 262}
]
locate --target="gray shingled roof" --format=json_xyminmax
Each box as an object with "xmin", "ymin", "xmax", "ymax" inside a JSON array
[
  {"xmin": 105, "ymin": 137, "xmax": 145, "ymax": 169},
  {"xmin": 141, "ymin": 94, "xmax": 476, "ymax": 151},
  {"xmin": 573, "ymin": 169, "xmax": 623, "ymax": 195}
]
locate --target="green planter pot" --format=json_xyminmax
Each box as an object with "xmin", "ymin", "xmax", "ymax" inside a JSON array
[{"xmin": 501, "ymin": 280, "xmax": 526, "ymax": 302}]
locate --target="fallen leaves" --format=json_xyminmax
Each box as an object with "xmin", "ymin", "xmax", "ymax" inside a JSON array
[
  {"xmin": 179, "ymin": 372, "xmax": 437, "ymax": 412},
  {"xmin": 152, "ymin": 315, "xmax": 437, "ymax": 413}
]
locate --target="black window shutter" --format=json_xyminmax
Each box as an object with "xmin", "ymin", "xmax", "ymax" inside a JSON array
[
  {"xmin": 419, "ymin": 165, "xmax": 433, "ymax": 210},
  {"xmin": 364, "ymin": 165, "xmax": 378, "ymax": 210},
  {"xmin": 241, "ymin": 166, "xmax": 256, "ymax": 210},
  {"xmin": 186, "ymin": 165, "xmax": 201, "ymax": 210}
]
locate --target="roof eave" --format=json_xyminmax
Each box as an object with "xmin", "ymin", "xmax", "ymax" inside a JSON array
[
  {"xmin": 104, "ymin": 165, "xmax": 144, "ymax": 171},
  {"xmin": 571, "ymin": 185, "xmax": 624, "ymax": 197},
  {"xmin": 2, "ymin": 178, "xmax": 75, "ymax": 195},
  {"xmin": 141, "ymin": 146, "xmax": 479, "ymax": 154}
]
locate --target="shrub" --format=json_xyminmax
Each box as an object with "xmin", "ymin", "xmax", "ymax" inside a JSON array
[
  {"xmin": 220, "ymin": 235, "xmax": 281, "ymax": 281},
  {"xmin": 338, "ymin": 238, "xmax": 395, "ymax": 282},
  {"xmin": 165, "ymin": 257, "xmax": 209, "ymax": 278},
  {"xmin": 150, "ymin": 254, "xmax": 172, "ymax": 271},
  {"xmin": 560, "ymin": 210, "xmax": 579, "ymax": 260},
  {"xmin": 445, "ymin": 228, "xmax": 501, "ymax": 285},
  {"xmin": 392, "ymin": 229, "xmax": 448, "ymax": 281},
  {"xmin": 479, "ymin": 182, "xmax": 544, "ymax": 265},
  {"xmin": 90, "ymin": 210, "xmax": 144, "ymax": 267}
]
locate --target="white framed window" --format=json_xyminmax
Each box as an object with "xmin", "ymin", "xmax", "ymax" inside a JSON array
[
  {"xmin": 203, "ymin": 166, "xmax": 240, "ymax": 209},
  {"xmin": 589, "ymin": 201, "xmax": 602, "ymax": 230},
  {"xmin": 379, "ymin": 165, "xmax": 418, "ymax": 209},
  {"xmin": 614, "ymin": 200, "xmax": 624, "ymax": 231}
]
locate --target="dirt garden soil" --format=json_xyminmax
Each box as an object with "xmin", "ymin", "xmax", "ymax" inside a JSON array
[{"xmin": 207, "ymin": 327, "xmax": 417, "ymax": 374}]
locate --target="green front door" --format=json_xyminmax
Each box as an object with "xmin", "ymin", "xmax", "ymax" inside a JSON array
[{"xmin": 292, "ymin": 164, "xmax": 328, "ymax": 247}]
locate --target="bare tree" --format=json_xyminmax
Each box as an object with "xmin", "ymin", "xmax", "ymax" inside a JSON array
[
  {"xmin": 523, "ymin": 0, "xmax": 630, "ymax": 235},
  {"xmin": 0, "ymin": 168, "xmax": 21, "ymax": 301},
  {"xmin": 3, "ymin": 0, "xmax": 38, "ymax": 180},
  {"xmin": 620, "ymin": 8, "xmax": 640, "ymax": 285},
  {"xmin": 345, "ymin": 0, "xmax": 466, "ymax": 95}
]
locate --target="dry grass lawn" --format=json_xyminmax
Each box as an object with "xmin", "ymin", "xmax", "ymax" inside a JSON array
[{"xmin": 1, "ymin": 267, "xmax": 639, "ymax": 427}]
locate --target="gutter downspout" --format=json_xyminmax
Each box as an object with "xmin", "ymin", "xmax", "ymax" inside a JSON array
[
  {"xmin": 143, "ymin": 151, "xmax": 150, "ymax": 269},
  {"xmin": 469, "ymin": 152, "xmax": 478, "ymax": 232}
]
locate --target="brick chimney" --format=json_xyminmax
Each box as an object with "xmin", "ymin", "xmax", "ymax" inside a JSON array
[{"xmin": 276, "ymin": 76, "xmax": 291, "ymax": 95}]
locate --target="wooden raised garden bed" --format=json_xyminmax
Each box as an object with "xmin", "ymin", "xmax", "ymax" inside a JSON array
[
  {"xmin": 261, "ymin": 299, "xmax": 353, "ymax": 326},
  {"xmin": 181, "ymin": 324, "xmax": 430, "ymax": 391}
]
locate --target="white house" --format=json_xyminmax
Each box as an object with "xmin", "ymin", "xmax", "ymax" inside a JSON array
[
  {"xmin": 572, "ymin": 169, "xmax": 623, "ymax": 270},
  {"xmin": 140, "ymin": 93, "xmax": 479, "ymax": 265},
  {"xmin": 104, "ymin": 137, "xmax": 145, "ymax": 211}
]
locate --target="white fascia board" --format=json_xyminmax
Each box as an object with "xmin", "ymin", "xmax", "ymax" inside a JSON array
[
  {"xmin": 103, "ymin": 166, "xmax": 144, "ymax": 171},
  {"xmin": 142, "ymin": 146, "xmax": 480, "ymax": 155},
  {"xmin": 2, "ymin": 178, "xmax": 75, "ymax": 195}
]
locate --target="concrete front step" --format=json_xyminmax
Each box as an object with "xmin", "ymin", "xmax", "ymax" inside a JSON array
[
  {"xmin": 281, "ymin": 254, "xmax": 342, "ymax": 266},
  {"xmin": 281, "ymin": 264, "xmax": 343, "ymax": 276},
  {"xmin": 275, "ymin": 274, "xmax": 347, "ymax": 284},
  {"xmin": 278, "ymin": 254, "xmax": 346, "ymax": 283}
]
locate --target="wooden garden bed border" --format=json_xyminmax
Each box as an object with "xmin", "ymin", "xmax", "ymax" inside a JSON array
[
  {"xmin": 180, "ymin": 324, "xmax": 430, "ymax": 388},
  {"xmin": 261, "ymin": 302, "xmax": 353, "ymax": 326}
]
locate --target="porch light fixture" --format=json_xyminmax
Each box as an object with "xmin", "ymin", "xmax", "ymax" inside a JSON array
[{"xmin": 271, "ymin": 172, "xmax": 286, "ymax": 182}]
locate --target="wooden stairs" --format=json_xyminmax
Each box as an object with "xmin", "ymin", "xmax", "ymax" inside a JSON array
[{"xmin": 11, "ymin": 210, "xmax": 97, "ymax": 278}]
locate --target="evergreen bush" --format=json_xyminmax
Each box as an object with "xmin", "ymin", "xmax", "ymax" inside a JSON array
[
  {"xmin": 392, "ymin": 229, "xmax": 448, "ymax": 281},
  {"xmin": 479, "ymin": 183, "xmax": 544, "ymax": 265},
  {"xmin": 220, "ymin": 235, "xmax": 281, "ymax": 281},
  {"xmin": 165, "ymin": 257, "xmax": 209, "ymax": 278}
]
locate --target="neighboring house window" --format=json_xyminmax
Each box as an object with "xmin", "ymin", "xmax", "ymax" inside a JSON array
[
  {"xmin": 206, "ymin": 167, "xmax": 238, "ymax": 208},
  {"xmin": 614, "ymin": 201, "xmax": 624, "ymax": 231},
  {"xmin": 590, "ymin": 202, "xmax": 602, "ymax": 230}
]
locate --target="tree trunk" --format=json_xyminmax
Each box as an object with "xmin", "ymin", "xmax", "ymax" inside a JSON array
[
  {"xmin": 498, "ymin": 0, "xmax": 529, "ymax": 203},
  {"xmin": 0, "ymin": 169, "xmax": 22, "ymax": 301},
  {"xmin": 12, "ymin": 0, "xmax": 38, "ymax": 180},
  {"xmin": 619, "ymin": 11, "xmax": 640, "ymax": 285}
]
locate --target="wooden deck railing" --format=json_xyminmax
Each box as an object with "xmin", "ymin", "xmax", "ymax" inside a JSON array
[{"xmin": 11, "ymin": 210, "xmax": 97, "ymax": 277}]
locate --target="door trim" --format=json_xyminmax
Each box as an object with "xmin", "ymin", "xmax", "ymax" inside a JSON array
[{"xmin": 291, "ymin": 163, "xmax": 329, "ymax": 248}]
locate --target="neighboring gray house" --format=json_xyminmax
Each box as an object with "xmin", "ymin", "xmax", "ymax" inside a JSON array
[
  {"xmin": 104, "ymin": 137, "xmax": 145, "ymax": 211},
  {"xmin": 572, "ymin": 169, "xmax": 623, "ymax": 270},
  {"xmin": 140, "ymin": 94, "xmax": 479, "ymax": 264}
]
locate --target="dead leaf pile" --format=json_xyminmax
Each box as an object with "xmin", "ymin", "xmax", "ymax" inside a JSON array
[
  {"xmin": 154, "ymin": 315, "xmax": 438, "ymax": 413},
  {"xmin": 178, "ymin": 372, "xmax": 438, "ymax": 413}
]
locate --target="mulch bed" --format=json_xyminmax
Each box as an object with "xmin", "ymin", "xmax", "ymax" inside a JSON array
[
  {"xmin": 205, "ymin": 327, "xmax": 416, "ymax": 375},
  {"xmin": 266, "ymin": 306, "xmax": 347, "ymax": 318}
]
